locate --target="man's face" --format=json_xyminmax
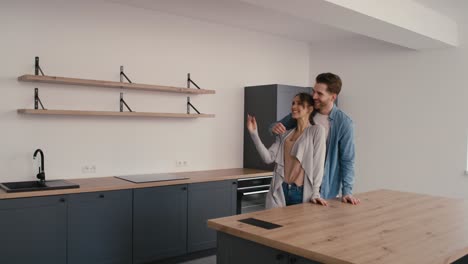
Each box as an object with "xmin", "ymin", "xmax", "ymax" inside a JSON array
[{"xmin": 312, "ymin": 83, "xmax": 336, "ymax": 111}]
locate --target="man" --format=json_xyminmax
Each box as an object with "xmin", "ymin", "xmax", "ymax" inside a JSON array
[{"xmin": 270, "ymin": 73, "xmax": 360, "ymax": 204}]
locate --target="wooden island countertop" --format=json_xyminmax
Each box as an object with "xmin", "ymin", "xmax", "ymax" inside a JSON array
[
  {"xmin": 208, "ymin": 189, "xmax": 468, "ymax": 264},
  {"xmin": 0, "ymin": 168, "xmax": 271, "ymax": 200}
]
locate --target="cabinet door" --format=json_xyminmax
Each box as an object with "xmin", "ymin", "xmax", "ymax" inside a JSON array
[
  {"xmin": 244, "ymin": 84, "xmax": 277, "ymax": 171},
  {"xmin": 289, "ymin": 255, "xmax": 322, "ymax": 264},
  {"xmin": 133, "ymin": 184, "xmax": 188, "ymax": 264},
  {"xmin": 188, "ymin": 180, "xmax": 237, "ymax": 252},
  {"xmin": 0, "ymin": 195, "xmax": 67, "ymax": 264},
  {"xmin": 217, "ymin": 232, "xmax": 288, "ymax": 264},
  {"xmin": 67, "ymin": 190, "xmax": 132, "ymax": 264}
]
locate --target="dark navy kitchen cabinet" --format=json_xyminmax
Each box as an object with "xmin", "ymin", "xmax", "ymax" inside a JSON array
[
  {"xmin": 217, "ymin": 232, "xmax": 321, "ymax": 264},
  {"xmin": 133, "ymin": 184, "xmax": 188, "ymax": 264},
  {"xmin": 0, "ymin": 179, "xmax": 243, "ymax": 263},
  {"xmin": 0, "ymin": 195, "xmax": 67, "ymax": 264},
  {"xmin": 67, "ymin": 190, "xmax": 132, "ymax": 264},
  {"xmin": 217, "ymin": 232, "xmax": 287, "ymax": 264},
  {"xmin": 288, "ymin": 254, "xmax": 322, "ymax": 264},
  {"xmin": 187, "ymin": 180, "xmax": 237, "ymax": 252}
]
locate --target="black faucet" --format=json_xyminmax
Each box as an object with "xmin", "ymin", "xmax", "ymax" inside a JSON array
[{"xmin": 33, "ymin": 149, "xmax": 45, "ymax": 184}]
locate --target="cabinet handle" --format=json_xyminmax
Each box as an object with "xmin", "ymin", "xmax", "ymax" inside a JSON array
[
  {"xmin": 232, "ymin": 181, "xmax": 237, "ymax": 185},
  {"xmin": 290, "ymin": 257, "xmax": 297, "ymax": 263},
  {"xmin": 99, "ymin": 194, "xmax": 105, "ymax": 198},
  {"xmin": 276, "ymin": 253, "xmax": 284, "ymax": 260},
  {"xmin": 59, "ymin": 198, "xmax": 66, "ymax": 203},
  {"xmin": 181, "ymin": 187, "xmax": 187, "ymax": 191}
]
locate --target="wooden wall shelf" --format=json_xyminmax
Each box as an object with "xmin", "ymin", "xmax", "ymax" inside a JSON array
[
  {"xmin": 17, "ymin": 109, "xmax": 215, "ymax": 118},
  {"xmin": 18, "ymin": 75, "xmax": 216, "ymax": 95}
]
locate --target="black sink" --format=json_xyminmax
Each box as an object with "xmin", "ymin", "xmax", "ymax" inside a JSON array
[{"xmin": 0, "ymin": 180, "xmax": 80, "ymax": 193}]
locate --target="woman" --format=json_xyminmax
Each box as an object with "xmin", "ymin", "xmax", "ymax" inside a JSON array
[{"xmin": 247, "ymin": 93, "xmax": 328, "ymax": 208}]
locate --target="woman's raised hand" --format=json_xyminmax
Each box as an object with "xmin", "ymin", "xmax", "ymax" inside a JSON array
[{"xmin": 246, "ymin": 114, "xmax": 257, "ymax": 133}]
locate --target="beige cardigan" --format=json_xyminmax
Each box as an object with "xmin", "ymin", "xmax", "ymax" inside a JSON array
[{"xmin": 249, "ymin": 125, "xmax": 326, "ymax": 208}]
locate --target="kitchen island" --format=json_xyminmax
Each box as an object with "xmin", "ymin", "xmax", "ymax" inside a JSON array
[{"xmin": 208, "ymin": 189, "xmax": 468, "ymax": 264}]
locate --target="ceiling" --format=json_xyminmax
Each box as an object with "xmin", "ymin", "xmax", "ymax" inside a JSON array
[
  {"xmin": 414, "ymin": 0, "xmax": 466, "ymax": 20},
  {"xmin": 108, "ymin": 0, "xmax": 358, "ymax": 44},
  {"xmin": 108, "ymin": 0, "xmax": 461, "ymax": 49}
]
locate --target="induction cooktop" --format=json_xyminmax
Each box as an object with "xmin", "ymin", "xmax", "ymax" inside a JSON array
[{"xmin": 115, "ymin": 173, "xmax": 189, "ymax": 183}]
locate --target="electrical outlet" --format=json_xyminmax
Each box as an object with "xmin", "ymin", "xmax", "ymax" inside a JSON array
[
  {"xmin": 82, "ymin": 165, "xmax": 96, "ymax": 174},
  {"xmin": 176, "ymin": 160, "xmax": 189, "ymax": 167},
  {"xmin": 81, "ymin": 166, "xmax": 90, "ymax": 173}
]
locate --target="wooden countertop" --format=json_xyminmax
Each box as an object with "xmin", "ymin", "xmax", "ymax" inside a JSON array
[
  {"xmin": 208, "ymin": 189, "xmax": 468, "ymax": 264},
  {"xmin": 0, "ymin": 168, "xmax": 272, "ymax": 200}
]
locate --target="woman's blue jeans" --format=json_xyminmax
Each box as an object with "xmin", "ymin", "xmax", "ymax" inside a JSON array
[{"xmin": 282, "ymin": 182, "xmax": 303, "ymax": 206}]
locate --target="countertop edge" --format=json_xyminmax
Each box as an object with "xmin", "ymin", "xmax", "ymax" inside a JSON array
[{"xmin": 0, "ymin": 168, "xmax": 272, "ymax": 200}]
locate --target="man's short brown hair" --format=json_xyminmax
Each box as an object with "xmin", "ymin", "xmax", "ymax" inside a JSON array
[{"xmin": 316, "ymin": 73, "xmax": 342, "ymax": 95}]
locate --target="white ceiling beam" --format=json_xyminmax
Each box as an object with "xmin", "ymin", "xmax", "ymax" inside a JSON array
[{"xmin": 239, "ymin": 0, "xmax": 459, "ymax": 49}]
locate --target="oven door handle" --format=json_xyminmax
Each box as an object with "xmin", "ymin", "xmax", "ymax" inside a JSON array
[
  {"xmin": 238, "ymin": 176, "xmax": 273, "ymax": 181},
  {"xmin": 243, "ymin": 190, "xmax": 269, "ymax": 196},
  {"xmin": 237, "ymin": 184, "xmax": 271, "ymax": 191}
]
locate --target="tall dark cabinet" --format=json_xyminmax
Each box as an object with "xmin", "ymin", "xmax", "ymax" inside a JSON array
[{"xmin": 243, "ymin": 84, "xmax": 311, "ymax": 170}]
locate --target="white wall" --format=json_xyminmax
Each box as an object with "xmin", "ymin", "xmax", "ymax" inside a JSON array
[
  {"xmin": 5, "ymin": 0, "xmax": 464, "ymax": 200},
  {"xmin": 0, "ymin": 0, "xmax": 310, "ymax": 181},
  {"xmin": 309, "ymin": 15, "xmax": 468, "ymax": 198}
]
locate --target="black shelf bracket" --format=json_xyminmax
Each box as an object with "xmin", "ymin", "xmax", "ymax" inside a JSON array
[
  {"xmin": 187, "ymin": 73, "xmax": 201, "ymax": 90},
  {"xmin": 186, "ymin": 97, "xmax": 201, "ymax": 114},
  {"xmin": 186, "ymin": 73, "xmax": 202, "ymax": 114},
  {"xmin": 119, "ymin": 66, "xmax": 133, "ymax": 112},
  {"xmin": 120, "ymin": 92, "xmax": 133, "ymax": 112},
  {"xmin": 35, "ymin": 56, "xmax": 45, "ymax": 76},
  {"xmin": 120, "ymin": 66, "xmax": 132, "ymax": 83},
  {"xmin": 34, "ymin": 88, "xmax": 46, "ymax": 110}
]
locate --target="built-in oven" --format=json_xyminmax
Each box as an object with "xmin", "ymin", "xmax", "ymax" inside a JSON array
[{"xmin": 236, "ymin": 175, "xmax": 272, "ymax": 214}]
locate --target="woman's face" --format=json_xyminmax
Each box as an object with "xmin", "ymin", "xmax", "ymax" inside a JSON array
[{"xmin": 291, "ymin": 96, "xmax": 313, "ymax": 119}]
